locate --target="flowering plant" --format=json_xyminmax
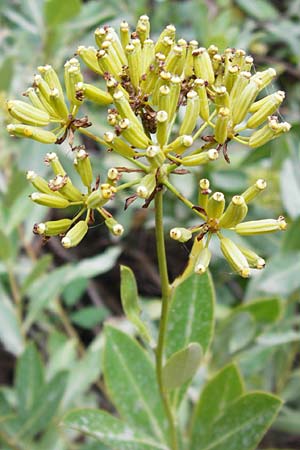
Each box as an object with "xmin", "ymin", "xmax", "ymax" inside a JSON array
[{"xmin": 6, "ymin": 14, "xmax": 290, "ymax": 450}]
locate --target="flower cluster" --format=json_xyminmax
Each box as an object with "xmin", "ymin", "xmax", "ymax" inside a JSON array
[
  {"xmin": 5, "ymin": 15, "xmax": 290, "ymax": 277},
  {"xmin": 28, "ymin": 150, "xmax": 124, "ymax": 248},
  {"xmin": 170, "ymin": 178, "xmax": 287, "ymax": 279}
]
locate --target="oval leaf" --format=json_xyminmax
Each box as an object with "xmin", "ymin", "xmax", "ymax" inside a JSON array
[
  {"xmin": 191, "ymin": 391, "xmax": 281, "ymax": 450},
  {"xmin": 103, "ymin": 326, "xmax": 168, "ymax": 444},
  {"xmin": 166, "ymin": 272, "xmax": 214, "ymax": 357},
  {"xmin": 190, "ymin": 363, "xmax": 244, "ymax": 447},
  {"xmin": 120, "ymin": 265, "xmax": 152, "ymax": 343},
  {"xmin": 162, "ymin": 343, "xmax": 202, "ymax": 390},
  {"xmin": 63, "ymin": 409, "xmax": 169, "ymax": 450}
]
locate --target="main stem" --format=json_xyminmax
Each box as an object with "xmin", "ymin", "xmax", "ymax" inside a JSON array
[{"xmin": 154, "ymin": 189, "xmax": 178, "ymax": 450}]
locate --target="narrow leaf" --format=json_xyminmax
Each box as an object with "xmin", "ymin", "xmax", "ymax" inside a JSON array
[
  {"xmin": 162, "ymin": 343, "xmax": 202, "ymax": 390},
  {"xmin": 191, "ymin": 391, "xmax": 281, "ymax": 450},
  {"xmin": 233, "ymin": 298, "xmax": 282, "ymax": 324},
  {"xmin": 63, "ymin": 409, "xmax": 169, "ymax": 450},
  {"xmin": 190, "ymin": 363, "xmax": 244, "ymax": 447},
  {"xmin": 120, "ymin": 265, "xmax": 152, "ymax": 343},
  {"xmin": 103, "ymin": 326, "xmax": 167, "ymax": 443},
  {"xmin": 166, "ymin": 272, "xmax": 215, "ymax": 357},
  {"xmin": 15, "ymin": 343, "xmax": 44, "ymax": 418},
  {"xmin": 0, "ymin": 282, "xmax": 24, "ymax": 355},
  {"xmin": 17, "ymin": 371, "xmax": 68, "ymax": 439}
]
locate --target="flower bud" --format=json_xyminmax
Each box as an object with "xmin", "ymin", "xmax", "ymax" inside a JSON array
[
  {"xmin": 24, "ymin": 87, "xmax": 46, "ymax": 112},
  {"xmin": 214, "ymin": 86, "xmax": 230, "ymax": 111},
  {"xmin": 119, "ymin": 118, "xmax": 150, "ymax": 149},
  {"xmin": 146, "ymin": 145, "xmax": 166, "ymax": 168},
  {"xmin": 168, "ymin": 75, "xmax": 182, "ymax": 123},
  {"xmin": 126, "ymin": 42, "xmax": 142, "ymax": 90},
  {"xmin": 136, "ymin": 15, "xmax": 150, "ymax": 44},
  {"xmin": 170, "ymin": 227, "xmax": 192, "ymax": 243},
  {"xmin": 61, "ymin": 220, "xmax": 88, "ymax": 248},
  {"xmin": 156, "ymin": 110, "xmax": 169, "ymax": 146},
  {"xmin": 194, "ymin": 247, "xmax": 211, "ymax": 274},
  {"xmin": 198, "ymin": 178, "xmax": 210, "ymax": 211},
  {"xmin": 242, "ymin": 56, "xmax": 253, "ymax": 72},
  {"xmin": 158, "ymin": 85, "xmax": 171, "ymax": 113},
  {"xmin": 64, "ymin": 62, "xmax": 83, "ymax": 107},
  {"xmin": 38, "ymin": 65, "xmax": 64, "ymax": 98},
  {"xmin": 103, "ymin": 131, "xmax": 135, "ymax": 157},
  {"xmin": 252, "ymin": 68, "xmax": 276, "ymax": 91},
  {"xmin": 232, "ymin": 78, "xmax": 262, "ymax": 125},
  {"xmin": 76, "ymin": 82, "xmax": 113, "ymax": 105},
  {"xmin": 7, "ymin": 100, "xmax": 50, "ymax": 126},
  {"xmin": 193, "ymin": 47, "xmax": 215, "ymax": 85},
  {"xmin": 30, "ymin": 192, "xmax": 70, "ymax": 208},
  {"xmin": 77, "ymin": 46, "xmax": 103, "ymax": 74},
  {"xmin": 105, "ymin": 217, "xmax": 124, "ymax": 236},
  {"xmin": 249, "ymin": 117, "xmax": 291, "ymax": 148},
  {"xmin": 141, "ymin": 39, "xmax": 155, "ymax": 74},
  {"xmin": 74, "ymin": 148, "xmax": 93, "ymax": 188},
  {"xmin": 94, "ymin": 27, "xmax": 107, "ymax": 48},
  {"xmin": 180, "ymin": 149, "xmax": 219, "ymax": 166},
  {"xmin": 219, "ymin": 236, "xmax": 250, "ymax": 278},
  {"xmin": 97, "ymin": 49, "xmax": 121, "ymax": 79},
  {"xmin": 207, "ymin": 192, "xmax": 225, "ymax": 219},
  {"xmin": 242, "ymin": 179, "xmax": 267, "ymax": 203},
  {"xmin": 184, "ymin": 40, "xmax": 198, "ymax": 78},
  {"xmin": 179, "ymin": 90, "xmax": 200, "ymax": 135},
  {"xmin": 120, "ymin": 21, "xmax": 130, "ymax": 50},
  {"xmin": 194, "ymin": 79, "xmax": 210, "ymax": 121},
  {"xmin": 165, "ymin": 45, "xmax": 185, "ymax": 76},
  {"xmin": 27, "ymin": 170, "xmax": 64, "ymax": 197},
  {"xmin": 48, "ymin": 88, "xmax": 69, "ymax": 119},
  {"xmin": 247, "ymin": 91, "xmax": 285, "ymax": 128},
  {"xmin": 7, "ymin": 124, "xmax": 57, "ymax": 144},
  {"xmin": 165, "ymin": 135, "xmax": 193, "ymax": 155},
  {"xmin": 155, "ymin": 24, "xmax": 176, "ymax": 54},
  {"xmin": 250, "ymin": 91, "xmax": 285, "ymax": 113},
  {"xmin": 225, "ymin": 65, "xmax": 239, "ymax": 93},
  {"xmin": 113, "ymin": 90, "xmax": 144, "ymax": 134},
  {"xmin": 45, "ymin": 152, "xmax": 66, "ymax": 175},
  {"xmin": 105, "ymin": 26, "xmax": 127, "ymax": 66},
  {"xmin": 35, "ymin": 219, "xmax": 72, "ymax": 236},
  {"xmin": 48, "ymin": 175, "xmax": 83, "ymax": 202},
  {"xmin": 107, "ymin": 167, "xmax": 119, "ymax": 182},
  {"xmin": 136, "ymin": 173, "xmax": 156, "ymax": 199},
  {"xmin": 86, "ymin": 188, "xmax": 111, "ymax": 209},
  {"xmin": 219, "ymin": 195, "xmax": 248, "ymax": 228},
  {"xmin": 229, "ymin": 71, "xmax": 251, "ymax": 106},
  {"xmin": 214, "ymin": 107, "xmax": 230, "ymax": 144},
  {"xmin": 234, "ymin": 216, "xmax": 287, "ymax": 235},
  {"xmin": 237, "ymin": 245, "xmax": 265, "ymax": 269}
]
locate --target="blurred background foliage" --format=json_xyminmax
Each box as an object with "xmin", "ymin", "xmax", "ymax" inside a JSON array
[{"xmin": 0, "ymin": 0, "xmax": 299, "ymax": 449}]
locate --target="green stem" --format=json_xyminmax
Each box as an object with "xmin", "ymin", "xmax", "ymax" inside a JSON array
[
  {"xmin": 163, "ymin": 178, "xmax": 206, "ymax": 220},
  {"xmin": 77, "ymin": 127, "xmax": 149, "ymax": 171},
  {"xmin": 154, "ymin": 189, "xmax": 178, "ymax": 450}
]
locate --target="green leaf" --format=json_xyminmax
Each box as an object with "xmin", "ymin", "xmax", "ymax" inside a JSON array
[
  {"xmin": 71, "ymin": 306, "xmax": 109, "ymax": 329},
  {"xmin": 0, "ymin": 56, "xmax": 14, "ymax": 91},
  {"xmin": 190, "ymin": 363, "xmax": 244, "ymax": 448},
  {"xmin": 228, "ymin": 312, "xmax": 256, "ymax": 353},
  {"xmin": 0, "ymin": 230, "xmax": 12, "ymax": 262},
  {"xmin": 120, "ymin": 265, "xmax": 152, "ymax": 343},
  {"xmin": 191, "ymin": 390, "xmax": 281, "ymax": 450},
  {"xmin": 282, "ymin": 217, "xmax": 300, "ymax": 252},
  {"xmin": 235, "ymin": 0, "xmax": 278, "ymax": 21},
  {"xmin": 63, "ymin": 409, "xmax": 169, "ymax": 450},
  {"xmin": 246, "ymin": 252, "xmax": 300, "ymax": 298},
  {"xmin": 17, "ymin": 371, "xmax": 68, "ymax": 439},
  {"xmin": 166, "ymin": 272, "xmax": 214, "ymax": 357},
  {"xmin": 15, "ymin": 343, "xmax": 44, "ymax": 418},
  {"xmin": 233, "ymin": 298, "xmax": 282, "ymax": 325},
  {"xmin": 44, "ymin": 0, "xmax": 81, "ymax": 27},
  {"xmin": 162, "ymin": 343, "xmax": 202, "ymax": 390},
  {"xmin": 0, "ymin": 282, "xmax": 24, "ymax": 356},
  {"xmin": 21, "ymin": 254, "xmax": 53, "ymax": 294},
  {"xmin": 280, "ymin": 157, "xmax": 300, "ymax": 219},
  {"xmin": 103, "ymin": 326, "xmax": 168, "ymax": 443}
]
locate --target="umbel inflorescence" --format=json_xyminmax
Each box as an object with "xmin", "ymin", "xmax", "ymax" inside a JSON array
[{"xmin": 6, "ymin": 15, "xmax": 289, "ymax": 277}]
